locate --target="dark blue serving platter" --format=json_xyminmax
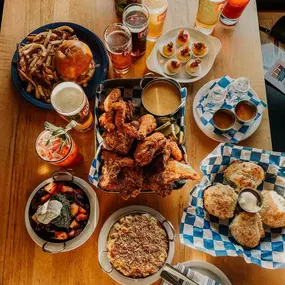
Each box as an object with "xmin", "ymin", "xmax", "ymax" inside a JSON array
[{"xmin": 11, "ymin": 22, "xmax": 109, "ymax": 109}]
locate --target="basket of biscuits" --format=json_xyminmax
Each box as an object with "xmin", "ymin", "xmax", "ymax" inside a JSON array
[{"xmin": 180, "ymin": 142, "xmax": 285, "ymax": 269}]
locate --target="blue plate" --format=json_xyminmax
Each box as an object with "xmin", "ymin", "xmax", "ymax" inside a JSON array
[{"xmin": 11, "ymin": 22, "xmax": 109, "ymax": 109}]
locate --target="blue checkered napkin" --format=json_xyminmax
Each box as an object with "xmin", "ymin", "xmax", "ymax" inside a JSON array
[
  {"xmin": 196, "ymin": 76, "xmax": 267, "ymax": 144},
  {"xmin": 180, "ymin": 143, "xmax": 285, "ymax": 269},
  {"xmin": 161, "ymin": 263, "xmax": 221, "ymax": 285},
  {"xmin": 88, "ymin": 79, "xmax": 188, "ymax": 188}
]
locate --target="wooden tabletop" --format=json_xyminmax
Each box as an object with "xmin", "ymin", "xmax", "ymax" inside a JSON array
[{"xmin": 0, "ymin": 0, "xmax": 282, "ymax": 284}]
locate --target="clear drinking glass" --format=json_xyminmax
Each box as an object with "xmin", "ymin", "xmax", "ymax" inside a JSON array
[
  {"xmin": 196, "ymin": 0, "xmax": 226, "ymax": 34},
  {"xmin": 104, "ymin": 23, "xmax": 132, "ymax": 74},
  {"xmin": 227, "ymin": 77, "xmax": 250, "ymax": 103},
  {"xmin": 51, "ymin": 82, "xmax": 93, "ymax": 132},
  {"xmin": 220, "ymin": 0, "xmax": 250, "ymax": 26},
  {"xmin": 123, "ymin": 3, "xmax": 149, "ymax": 56},
  {"xmin": 204, "ymin": 85, "xmax": 227, "ymax": 112},
  {"xmin": 142, "ymin": 0, "xmax": 168, "ymax": 42}
]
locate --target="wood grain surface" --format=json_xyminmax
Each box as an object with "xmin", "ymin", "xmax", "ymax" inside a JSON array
[{"xmin": 0, "ymin": 0, "xmax": 281, "ymax": 285}]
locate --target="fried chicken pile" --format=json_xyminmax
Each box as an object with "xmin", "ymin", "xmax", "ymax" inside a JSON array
[{"xmin": 98, "ymin": 89, "xmax": 200, "ymax": 199}]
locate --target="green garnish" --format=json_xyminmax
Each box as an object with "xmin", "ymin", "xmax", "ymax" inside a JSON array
[{"xmin": 44, "ymin": 120, "xmax": 78, "ymax": 150}]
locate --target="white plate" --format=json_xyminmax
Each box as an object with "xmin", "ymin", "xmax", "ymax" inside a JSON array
[
  {"xmin": 193, "ymin": 78, "xmax": 262, "ymax": 142},
  {"xmin": 25, "ymin": 175, "xmax": 99, "ymax": 253},
  {"xmin": 98, "ymin": 205, "xmax": 175, "ymax": 285},
  {"xmin": 181, "ymin": 260, "xmax": 232, "ymax": 285},
  {"xmin": 146, "ymin": 27, "xmax": 221, "ymax": 83}
]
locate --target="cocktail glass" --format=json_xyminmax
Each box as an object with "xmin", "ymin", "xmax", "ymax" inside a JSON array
[
  {"xmin": 220, "ymin": 0, "xmax": 250, "ymax": 26},
  {"xmin": 35, "ymin": 130, "xmax": 82, "ymax": 168}
]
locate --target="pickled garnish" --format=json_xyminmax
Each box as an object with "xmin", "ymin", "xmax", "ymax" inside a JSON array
[
  {"xmin": 178, "ymin": 131, "xmax": 184, "ymax": 145},
  {"xmin": 155, "ymin": 121, "xmax": 171, "ymax": 131},
  {"xmin": 171, "ymin": 124, "xmax": 179, "ymax": 140}
]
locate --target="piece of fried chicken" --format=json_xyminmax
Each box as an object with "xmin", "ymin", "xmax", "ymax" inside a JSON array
[
  {"xmin": 99, "ymin": 150, "xmax": 134, "ymax": 191},
  {"xmin": 147, "ymin": 159, "xmax": 200, "ymax": 197},
  {"xmin": 163, "ymin": 137, "xmax": 183, "ymax": 162},
  {"xmin": 138, "ymin": 114, "xmax": 157, "ymax": 140},
  {"xmin": 104, "ymin": 88, "xmax": 121, "ymax": 112},
  {"xmin": 134, "ymin": 132, "xmax": 167, "ymax": 166},
  {"xmin": 99, "ymin": 111, "xmax": 115, "ymax": 132},
  {"xmin": 119, "ymin": 167, "xmax": 144, "ymax": 200},
  {"xmin": 104, "ymin": 122, "xmax": 138, "ymax": 154}
]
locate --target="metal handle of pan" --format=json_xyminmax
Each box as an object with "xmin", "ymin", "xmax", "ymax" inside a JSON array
[
  {"xmin": 98, "ymin": 250, "xmax": 113, "ymax": 274},
  {"xmin": 162, "ymin": 220, "xmax": 176, "ymax": 242},
  {"xmin": 139, "ymin": 72, "xmax": 156, "ymax": 89},
  {"xmin": 42, "ymin": 242, "xmax": 66, "ymax": 254},
  {"xmin": 52, "ymin": 171, "xmax": 73, "ymax": 182}
]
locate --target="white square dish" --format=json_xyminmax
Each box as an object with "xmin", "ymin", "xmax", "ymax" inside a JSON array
[{"xmin": 146, "ymin": 27, "xmax": 222, "ymax": 83}]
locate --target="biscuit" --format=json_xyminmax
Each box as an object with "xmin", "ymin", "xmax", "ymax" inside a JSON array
[
  {"xmin": 230, "ymin": 212, "xmax": 265, "ymax": 248},
  {"xmin": 204, "ymin": 183, "xmax": 238, "ymax": 219},
  {"xmin": 260, "ymin": 190, "xmax": 285, "ymax": 228},
  {"xmin": 224, "ymin": 161, "xmax": 265, "ymax": 192}
]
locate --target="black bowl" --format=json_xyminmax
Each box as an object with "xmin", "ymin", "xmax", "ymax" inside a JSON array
[{"xmin": 11, "ymin": 22, "xmax": 109, "ymax": 109}]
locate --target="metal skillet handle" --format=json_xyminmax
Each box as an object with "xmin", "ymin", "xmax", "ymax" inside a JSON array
[
  {"xmin": 162, "ymin": 220, "xmax": 176, "ymax": 242},
  {"xmin": 98, "ymin": 250, "xmax": 113, "ymax": 273},
  {"xmin": 139, "ymin": 72, "xmax": 156, "ymax": 89},
  {"xmin": 52, "ymin": 171, "xmax": 73, "ymax": 182},
  {"xmin": 42, "ymin": 241, "xmax": 66, "ymax": 254}
]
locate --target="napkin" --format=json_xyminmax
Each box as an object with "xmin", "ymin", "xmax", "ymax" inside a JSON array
[
  {"xmin": 161, "ymin": 263, "xmax": 221, "ymax": 285},
  {"xmin": 196, "ymin": 76, "xmax": 267, "ymax": 144}
]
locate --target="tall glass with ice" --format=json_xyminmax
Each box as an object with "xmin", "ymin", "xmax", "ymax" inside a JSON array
[{"xmin": 51, "ymin": 82, "xmax": 93, "ymax": 132}]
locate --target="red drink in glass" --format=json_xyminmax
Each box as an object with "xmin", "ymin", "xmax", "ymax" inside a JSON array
[
  {"xmin": 35, "ymin": 130, "xmax": 82, "ymax": 168},
  {"xmin": 220, "ymin": 0, "xmax": 250, "ymax": 25},
  {"xmin": 104, "ymin": 23, "xmax": 132, "ymax": 74}
]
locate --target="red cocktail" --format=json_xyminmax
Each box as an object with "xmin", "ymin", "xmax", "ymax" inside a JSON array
[
  {"xmin": 220, "ymin": 0, "xmax": 250, "ymax": 25},
  {"xmin": 35, "ymin": 130, "xmax": 82, "ymax": 168}
]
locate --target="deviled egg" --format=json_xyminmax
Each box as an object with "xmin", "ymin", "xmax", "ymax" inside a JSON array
[
  {"xmin": 185, "ymin": 58, "xmax": 201, "ymax": 76},
  {"xmin": 176, "ymin": 29, "xmax": 189, "ymax": 46},
  {"xmin": 191, "ymin": 42, "xmax": 208, "ymax": 57},
  {"xmin": 164, "ymin": 59, "xmax": 182, "ymax": 76},
  {"xmin": 159, "ymin": 41, "xmax": 175, "ymax": 58},
  {"xmin": 176, "ymin": 45, "xmax": 192, "ymax": 62}
]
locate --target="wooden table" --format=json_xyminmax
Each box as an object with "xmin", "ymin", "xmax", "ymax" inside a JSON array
[{"xmin": 0, "ymin": 0, "xmax": 282, "ymax": 284}]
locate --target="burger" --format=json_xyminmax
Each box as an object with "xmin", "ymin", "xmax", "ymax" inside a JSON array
[{"xmin": 55, "ymin": 40, "xmax": 95, "ymax": 86}]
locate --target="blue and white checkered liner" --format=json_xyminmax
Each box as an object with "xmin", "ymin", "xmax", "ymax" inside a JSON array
[
  {"xmin": 88, "ymin": 79, "xmax": 188, "ymax": 190},
  {"xmin": 180, "ymin": 143, "xmax": 285, "ymax": 269},
  {"xmin": 196, "ymin": 76, "xmax": 267, "ymax": 144}
]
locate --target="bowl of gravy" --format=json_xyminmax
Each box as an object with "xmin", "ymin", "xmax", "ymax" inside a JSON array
[
  {"xmin": 213, "ymin": 108, "xmax": 235, "ymax": 131},
  {"xmin": 141, "ymin": 78, "xmax": 182, "ymax": 117},
  {"xmin": 234, "ymin": 100, "xmax": 257, "ymax": 123}
]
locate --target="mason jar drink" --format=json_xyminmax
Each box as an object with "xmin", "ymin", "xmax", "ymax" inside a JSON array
[
  {"xmin": 196, "ymin": 0, "xmax": 226, "ymax": 34},
  {"xmin": 35, "ymin": 130, "xmax": 82, "ymax": 168},
  {"xmin": 143, "ymin": 0, "xmax": 168, "ymax": 42},
  {"xmin": 123, "ymin": 3, "xmax": 149, "ymax": 57},
  {"xmin": 51, "ymin": 82, "xmax": 93, "ymax": 132}
]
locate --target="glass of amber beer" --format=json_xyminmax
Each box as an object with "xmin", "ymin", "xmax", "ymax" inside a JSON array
[
  {"xmin": 143, "ymin": 0, "xmax": 168, "ymax": 42},
  {"xmin": 196, "ymin": 0, "xmax": 226, "ymax": 34},
  {"xmin": 51, "ymin": 82, "xmax": 94, "ymax": 132},
  {"xmin": 104, "ymin": 23, "xmax": 132, "ymax": 74}
]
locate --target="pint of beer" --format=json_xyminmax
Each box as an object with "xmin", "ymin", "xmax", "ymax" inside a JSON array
[{"xmin": 51, "ymin": 82, "xmax": 93, "ymax": 132}]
